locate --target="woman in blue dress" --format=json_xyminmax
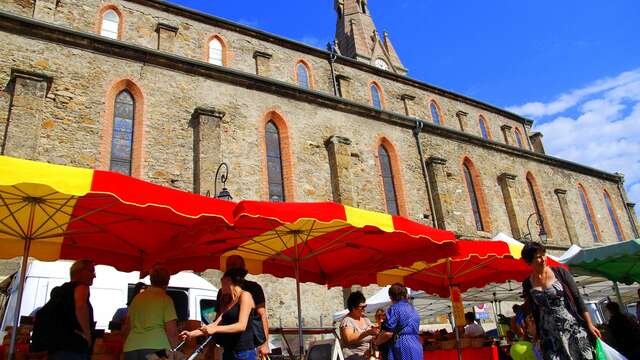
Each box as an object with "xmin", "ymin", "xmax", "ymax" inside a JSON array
[{"xmin": 374, "ymin": 284, "xmax": 422, "ymax": 360}]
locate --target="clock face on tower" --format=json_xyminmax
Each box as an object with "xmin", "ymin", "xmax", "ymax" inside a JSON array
[{"xmin": 374, "ymin": 58, "xmax": 389, "ymax": 70}]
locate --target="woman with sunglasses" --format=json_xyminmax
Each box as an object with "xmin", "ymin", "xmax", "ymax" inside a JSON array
[{"xmin": 340, "ymin": 291, "xmax": 379, "ymax": 360}]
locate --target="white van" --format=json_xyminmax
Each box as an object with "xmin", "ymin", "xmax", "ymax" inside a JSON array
[{"xmin": 0, "ymin": 260, "xmax": 219, "ymax": 331}]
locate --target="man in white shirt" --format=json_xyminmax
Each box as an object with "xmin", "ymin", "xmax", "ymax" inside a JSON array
[{"xmin": 463, "ymin": 312, "xmax": 485, "ymax": 338}]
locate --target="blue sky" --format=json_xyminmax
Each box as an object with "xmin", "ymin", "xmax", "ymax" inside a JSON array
[{"xmin": 172, "ymin": 0, "xmax": 640, "ymax": 218}]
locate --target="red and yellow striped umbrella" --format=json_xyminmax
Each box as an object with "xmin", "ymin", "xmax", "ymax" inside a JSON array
[
  {"xmin": 0, "ymin": 155, "xmax": 235, "ymax": 272},
  {"xmin": 214, "ymin": 200, "xmax": 460, "ymax": 287},
  {"xmin": 375, "ymin": 239, "xmax": 566, "ymax": 298}
]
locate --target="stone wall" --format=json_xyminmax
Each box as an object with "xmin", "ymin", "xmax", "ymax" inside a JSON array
[{"xmin": 0, "ymin": 0, "xmax": 534, "ymax": 150}]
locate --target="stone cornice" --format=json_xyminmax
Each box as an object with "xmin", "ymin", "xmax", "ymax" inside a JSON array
[
  {"xmin": 115, "ymin": 0, "xmax": 535, "ymax": 127},
  {"xmin": 0, "ymin": 11, "xmax": 620, "ymax": 183}
]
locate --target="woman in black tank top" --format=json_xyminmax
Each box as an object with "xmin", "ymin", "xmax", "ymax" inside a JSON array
[{"xmin": 180, "ymin": 268, "xmax": 256, "ymax": 360}]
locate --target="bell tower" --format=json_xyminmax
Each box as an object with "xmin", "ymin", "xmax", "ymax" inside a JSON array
[{"xmin": 334, "ymin": 0, "xmax": 407, "ymax": 75}]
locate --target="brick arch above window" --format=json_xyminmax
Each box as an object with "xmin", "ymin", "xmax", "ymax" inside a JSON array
[
  {"xmin": 204, "ymin": 34, "xmax": 229, "ymax": 66},
  {"xmin": 100, "ymin": 78, "xmax": 145, "ymax": 178},
  {"xmin": 525, "ymin": 172, "xmax": 553, "ymax": 239},
  {"xmin": 374, "ymin": 136, "xmax": 407, "ymax": 216},
  {"xmin": 461, "ymin": 157, "xmax": 491, "ymax": 232},
  {"xmin": 478, "ymin": 115, "xmax": 492, "ymax": 140},
  {"xmin": 577, "ymin": 183, "xmax": 601, "ymax": 243},
  {"xmin": 258, "ymin": 109, "xmax": 295, "ymax": 202},
  {"xmin": 603, "ymin": 189, "xmax": 626, "ymax": 242},
  {"xmin": 96, "ymin": 4, "xmax": 124, "ymax": 40},
  {"xmin": 368, "ymin": 80, "xmax": 385, "ymax": 110},
  {"xmin": 293, "ymin": 59, "xmax": 315, "ymax": 89},
  {"xmin": 428, "ymin": 98, "xmax": 445, "ymax": 125}
]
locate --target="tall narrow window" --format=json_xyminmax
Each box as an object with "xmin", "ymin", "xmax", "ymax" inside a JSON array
[
  {"xmin": 100, "ymin": 10, "xmax": 120, "ymax": 39},
  {"xmin": 430, "ymin": 102, "xmax": 441, "ymax": 125},
  {"xmin": 378, "ymin": 145, "xmax": 398, "ymax": 215},
  {"xmin": 265, "ymin": 121, "xmax": 285, "ymax": 202},
  {"xmin": 208, "ymin": 38, "xmax": 223, "ymax": 65},
  {"xmin": 110, "ymin": 90, "xmax": 135, "ymax": 175},
  {"xmin": 463, "ymin": 163, "xmax": 484, "ymax": 231},
  {"xmin": 604, "ymin": 191, "xmax": 624, "ymax": 242},
  {"xmin": 370, "ymin": 83, "xmax": 382, "ymax": 110},
  {"xmin": 514, "ymin": 128, "xmax": 524, "ymax": 148},
  {"xmin": 578, "ymin": 185, "xmax": 600, "ymax": 242},
  {"xmin": 479, "ymin": 116, "xmax": 490, "ymax": 140},
  {"xmin": 296, "ymin": 62, "xmax": 310, "ymax": 89},
  {"xmin": 526, "ymin": 175, "xmax": 548, "ymax": 236}
]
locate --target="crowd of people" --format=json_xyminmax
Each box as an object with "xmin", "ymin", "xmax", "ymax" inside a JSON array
[{"xmin": 28, "ymin": 241, "xmax": 640, "ymax": 360}]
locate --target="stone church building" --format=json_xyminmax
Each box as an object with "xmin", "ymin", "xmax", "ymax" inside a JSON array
[{"xmin": 0, "ymin": 0, "xmax": 638, "ymax": 326}]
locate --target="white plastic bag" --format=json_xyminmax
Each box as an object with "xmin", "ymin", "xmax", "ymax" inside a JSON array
[{"xmin": 595, "ymin": 338, "xmax": 628, "ymax": 360}]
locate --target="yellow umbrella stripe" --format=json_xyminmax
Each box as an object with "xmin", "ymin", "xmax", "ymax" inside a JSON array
[
  {"xmin": 221, "ymin": 219, "xmax": 350, "ymax": 274},
  {"xmin": 0, "ymin": 156, "xmax": 93, "ymax": 196},
  {"xmin": 344, "ymin": 205, "xmax": 394, "ymax": 232}
]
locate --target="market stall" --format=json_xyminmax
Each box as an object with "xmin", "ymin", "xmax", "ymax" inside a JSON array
[{"xmin": 0, "ymin": 155, "xmax": 461, "ymax": 359}]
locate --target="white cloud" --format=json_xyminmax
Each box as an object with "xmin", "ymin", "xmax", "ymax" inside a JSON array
[
  {"xmin": 508, "ymin": 69, "xmax": 640, "ymax": 220},
  {"xmin": 507, "ymin": 69, "xmax": 640, "ymax": 118}
]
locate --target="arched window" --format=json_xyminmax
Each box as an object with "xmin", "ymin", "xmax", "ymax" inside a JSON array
[
  {"xmin": 603, "ymin": 190, "xmax": 624, "ymax": 242},
  {"xmin": 100, "ymin": 9, "xmax": 120, "ymax": 39},
  {"xmin": 378, "ymin": 145, "xmax": 399, "ymax": 215},
  {"xmin": 265, "ymin": 121, "xmax": 285, "ymax": 202},
  {"xmin": 462, "ymin": 158, "xmax": 490, "ymax": 232},
  {"xmin": 479, "ymin": 116, "xmax": 490, "ymax": 140},
  {"xmin": 110, "ymin": 90, "xmax": 135, "ymax": 175},
  {"xmin": 514, "ymin": 128, "xmax": 524, "ymax": 148},
  {"xmin": 208, "ymin": 38, "xmax": 223, "ymax": 66},
  {"xmin": 463, "ymin": 163, "xmax": 482, "ymax": 230},
  {"xmin": 374, "ymin": 58, "xmax": 389, "ymax": 71},
  {"xmin": 430, "ymin": 101, "xmax": 442, "ymax": 125},
  {"xmin": 526, "ymin": 173, "xmax": 550, "ymax": 238},
  {"xmin": 578, "ymin": 184, "xmax": 600, "ymax": 242},
  {"xmin": 296, "ymin": 62, "xmax": 310, "ymax": 89},
  {"xmin": 370, "ymin": 82, "xmax": 383, "ymax": 110}
]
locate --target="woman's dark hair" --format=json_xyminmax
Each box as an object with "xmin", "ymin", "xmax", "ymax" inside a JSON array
[
  {"xmin": 521, "ymin": 241, "xmax": 546, "ymax": 264},
  {"xmin": 127, "ymin": 282, "xmax": 147, "ymax": 305},
  {"xmin": 465, "ymin": 311, "xmax": 476, "ymax": 323},
  {"xmin": 605, "ymin": 302, "xmax": 621, "ymax": 314},
  {"xmin": 346, "ymin": 291, "xmax": 366, "ymax": 311},
  {"xmin": 223, "ymin": 267, "xmax": 248, "ymax": 286},
  {"xmin": 388, "ymin": 283, "xmax": 408, "ymax": 302}
]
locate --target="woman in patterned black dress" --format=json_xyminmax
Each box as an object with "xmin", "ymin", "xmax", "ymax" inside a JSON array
[{"xmin": 521, "ymin": 242, "xmax": 601, "ymax": 360}]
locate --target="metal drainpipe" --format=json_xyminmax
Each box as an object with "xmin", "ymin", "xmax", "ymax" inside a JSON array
[
  {"xmin": 327, "ymin": 42, "xmax": 339, "ymax": 96},
  {"xmin": 615, "ymin": 174, "xmax": 640, "ymax": 238},
  {"xmin": 413, "ymin": 121, "xmax": 438, "ymax": 229}
]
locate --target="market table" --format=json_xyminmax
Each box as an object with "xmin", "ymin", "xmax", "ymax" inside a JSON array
[{"xmin": 424, "ymin": 346, "xmax": 499, "ymax": 360}]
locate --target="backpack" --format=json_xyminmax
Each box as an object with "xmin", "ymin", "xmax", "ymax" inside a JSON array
[{"xmin": 30, "ymin": 282, "xmax": 77, "ymax": 352}]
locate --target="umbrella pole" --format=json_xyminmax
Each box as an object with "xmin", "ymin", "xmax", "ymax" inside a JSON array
[
  {"xmin": 446, "ymin": 259, "xmax": 463, "ymax": 360},
  {"xmin": 293, "ymin": 233, "xmax": 304, "ymax": 358},
  {"xmin": 8, "ymin": 237, "xmax": 32, "ymax": 360},
  {"xmin": 613, "ymin": 282, "xmax": 624, "ymax": 310}
]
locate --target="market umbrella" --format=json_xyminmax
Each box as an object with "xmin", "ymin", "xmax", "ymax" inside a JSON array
[
  {"xmin": 203, "ymin": 200, "xmax": 460, "ymax": 355},
  {"xmin": 374, "ymin": 239, "xmax": 567, "ymax": 298},
  {"xmin": 564, "ymin": 238, "xmax": 640, "ymax": 285},
  {"xmin": 374, "ymin": 237, "xmax": 566, "ymax": 360},
  {"xmin": 564, "ymin": 238, "xmax": 640, "ymax": 306},
  {"xmin": 0, "ymin": 155, "xmax": 235, "ymax": 358}
]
